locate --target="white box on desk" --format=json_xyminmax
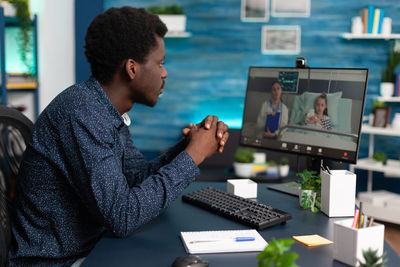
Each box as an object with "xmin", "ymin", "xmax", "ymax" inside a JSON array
[
  {"xmin": 333, "ymin": 219, "xmax": 384, "ymax": 267},
  {"xmin": 227, "ymin": 179, "xmax": 257, "ymax": 199},
  {"xmin": 321, "ymin": 170, "xmax": 356, "ymax": 217}
]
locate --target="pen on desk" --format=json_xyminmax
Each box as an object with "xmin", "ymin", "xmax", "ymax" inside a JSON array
[
  {"xmin": 367, "ymin": 216, "xmax": 374, "ymax": 227},
  {"xmin": 189, "ymin": 237, "xmax": 255, "ymax": 244},
  {"xmin": 352, "ymin": 209, "xmax": 360, "ymax": 228},
  {"xmin": 363, "ymin": 214, "xmax": 368, "ymax": 228},
  {"xmin": 358, "ymin": 202, "xmax": 363, "ymax": 228}
]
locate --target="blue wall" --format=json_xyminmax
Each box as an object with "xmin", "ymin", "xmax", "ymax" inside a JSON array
[
  {"xmin": 102, "ymin": 0, "xmax": 400, "ymax": 153},
  {"xmin": 76, "ymin": 1, "xmax": 400, "ymax": 189}
]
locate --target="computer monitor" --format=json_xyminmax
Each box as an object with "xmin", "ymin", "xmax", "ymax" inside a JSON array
[{"xmin": 240, "ymin": 67, "xmax": 368, "ymax": 164}]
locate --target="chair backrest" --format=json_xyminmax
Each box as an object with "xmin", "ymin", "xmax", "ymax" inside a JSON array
[{"xmin": 0, "ymin": 106, "xmax": 33, "ymax": 266}]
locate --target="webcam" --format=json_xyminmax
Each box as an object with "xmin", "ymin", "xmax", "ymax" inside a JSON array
[{"xmin": 295, "ymin": 57, "xmax": 308, "ymax": 68}]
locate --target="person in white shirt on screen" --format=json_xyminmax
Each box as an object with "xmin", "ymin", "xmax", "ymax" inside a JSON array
[{"xmin": 257, "ymin": 81, "xmax": 288, "ymax": 138}]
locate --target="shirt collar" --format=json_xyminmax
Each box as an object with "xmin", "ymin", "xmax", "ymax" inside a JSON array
[{"xmin": 85, "ymin": 76, "xmax": 124, "ymax": 129}]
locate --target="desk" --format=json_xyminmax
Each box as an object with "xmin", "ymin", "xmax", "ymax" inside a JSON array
[{"xmin": 82, "ymin": 182, "xmax": 399, "ymax": 266}]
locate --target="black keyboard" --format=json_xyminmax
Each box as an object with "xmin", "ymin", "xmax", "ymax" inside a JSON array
[{"xmin": 182, "ymin": 187, "xmax": 291, "ymax": 230}]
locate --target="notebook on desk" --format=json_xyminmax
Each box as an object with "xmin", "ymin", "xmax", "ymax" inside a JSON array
[{"xmin": 180, "ymin": 229, "xmax": 267, "ymax": 254}]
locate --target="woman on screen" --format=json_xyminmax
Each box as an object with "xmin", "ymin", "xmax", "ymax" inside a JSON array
[
  {"xmin": 304, "ymin": 93, "xmax": 332, "ymax": 130},
  {"xmin": 256, "ymin": 81, "xmax": 288, "ymax": 138}
]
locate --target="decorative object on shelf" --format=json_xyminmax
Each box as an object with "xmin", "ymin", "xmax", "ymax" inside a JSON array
[
  {"xmin": 3, "ymin": 0, "xmax": 33, "ymax": 73},
  {"xmin": 261, "ymin": 25, "xmax": 301, "ymax": 55},
  {"xmin": 241, "ymin": 0, "xmax": 269, "ymax": 22},
  {"xmin": 257, "ymin": 238, "xmax": 299, "ymax": 267},
  {"xmin": 382, "ymin": 17, "xmax": 392, "ymax": 35},
  {"xmin": 372, "ymin": 151, "xmax": 387, "ymax": 165},
  {"xmin": 266, "ymin": 160, "xmax": 278, "ymax": 178},
  {"xmin": 381, "ymin": 42, "xmax": 400, "ymax": 97},
  {"xmin": 271, "ymin": 0, "xmax": 310, "ymax": 18},
  {"xmin": 358, "ymin": 248, "xmax": 387, "ymax": 267},
  {"xmin": 351, "ymin": 16, "xmax": 363, "ymax": 34},
  {"xmin": 147, "ymin": 4, "xmax": 186, "ymax": 34},
  {"xmin": 279, "ymin": 157, "xmax": 290, "ymax": 177},
  {"xmin": 373, "ymin": 106, "xmax": 391, "ymax": 127},
  {"xmin": 392, "ymin": 113, "xmax": 400, "ymax": 130},
  {"xmin": 0, "ymin": 1, "xmax": 16, "ymax": 16},
  {"xmin": 233, "ymin": 147, "xmax": 255, "ymax": 178},
  {"xmin": 294, "ymin": 170, "xmax": 321, "ymax": 212}
]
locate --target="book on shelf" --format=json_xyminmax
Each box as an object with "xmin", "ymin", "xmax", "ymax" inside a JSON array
[
  {"xmin": 362, "ymin": 6, "xmax": 386, "ymax": 36},
  {"xmin": 361, "ymin": 8, "xmax": 368, "ymax": 34},
  {"xmin": 0, "ymin": 72, "xmax": 37, "ymax": 89},
  {"xmin": 372, "ymin": 8, "xmax": 380, "ymax": 34},
  {"xmin": 367, "ymin": 5, "xmax": 374, "ymax": 34}
]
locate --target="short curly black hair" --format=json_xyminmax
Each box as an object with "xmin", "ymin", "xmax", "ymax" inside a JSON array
[{"xmin": 84, "ymin": 7, "xmax": 167, "ymax": 84}]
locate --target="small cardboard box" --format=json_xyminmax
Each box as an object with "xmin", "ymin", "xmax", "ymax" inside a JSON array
[
  {"xmin": 333, "ymin": 219, "xmax": 384, "ymax": 267},
  {"xmin": 321, "ymin": 170, "xmax": 356, "ymax": 217},
  {"xmin": 227, "ymin": 179, "xmax": 257, "ymax": 199}
]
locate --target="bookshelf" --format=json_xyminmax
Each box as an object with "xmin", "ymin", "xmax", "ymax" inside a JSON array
[{"xmin": 0, "ymin": 7, "xmax": 39, "ymax": 121}]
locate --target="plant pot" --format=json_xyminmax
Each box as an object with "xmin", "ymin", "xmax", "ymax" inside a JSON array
[
  {"xmin": 233, "ymin": 162, "xmax": 253, "ymax": 178},
  {"xmin": 380, "ymin": 82, "xmax": 394, "ymax": 97},
  {"xmin": 392, "ymin": 113, "xmax": 400, "ymax": 130},
  {"xmin": 279, "ymin": 165, "xmax": 289, "ymax": 177},
  {"xmin": 299, "ymin": 190, "xmax": 316, "ymax": 210},
  {"xmin": 158, "ymin": 14, "xmax": 186, "ymax": 33},
  {"xmin": 266, "ymin": 166, "xmax": 278, "ymax": 178}
]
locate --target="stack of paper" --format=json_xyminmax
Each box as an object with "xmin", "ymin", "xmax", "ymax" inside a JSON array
[{"xmin": 180, "ymin": 229, "xmax": 268, "ymax": 254}]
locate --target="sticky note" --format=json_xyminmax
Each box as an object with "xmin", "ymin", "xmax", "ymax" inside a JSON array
[{"xmin": 292, "ymin": 234, "xmax": 333, "ymax": 247}]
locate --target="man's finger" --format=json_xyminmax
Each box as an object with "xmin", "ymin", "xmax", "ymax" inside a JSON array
[
  {"xmin": 216, "ymin": 121, "xmax": 228, "ymax": 138},
  {"xmin": 219, "ymin": 132, "xmax": 229, "ymax": 146},
  {"xmin": 182, "ymin": 128, "xmax": 190, "ymax": 136},
  {"xmin": 201, "ymin": 115, "xmax": 215, "ymax": 129}
]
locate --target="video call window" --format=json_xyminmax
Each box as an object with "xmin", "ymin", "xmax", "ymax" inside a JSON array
[{"xmin": 240, "ymin": 67, "xmax": 368, "ymax": 164}]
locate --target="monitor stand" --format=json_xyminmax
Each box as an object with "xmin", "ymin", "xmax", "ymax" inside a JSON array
[{"xmin": 267, "ymin": 157, "xmax": 323, "ymax": 197}]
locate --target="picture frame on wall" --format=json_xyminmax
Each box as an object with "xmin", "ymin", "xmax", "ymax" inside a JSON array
[
  {"xmin": 373, "ymin": 106, "xmax": 391, "ymax": 127},
  {"xmin": 271, "ymin": 0, "xmax": 310, "ymax": 17},
  {"xmin": 261, "ymin": 25, "xmax": 301, "ymax": 55},
  {"xmin": 241, "ymin": 0, "xmax": 269, "ymax": 22}
]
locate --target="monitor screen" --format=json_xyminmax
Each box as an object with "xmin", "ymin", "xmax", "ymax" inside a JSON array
[{"xmin": 240, "ymin": 67, "xmax": 369, "ymax": 164}]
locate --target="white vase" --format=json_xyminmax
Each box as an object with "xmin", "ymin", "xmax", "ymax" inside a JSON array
[
  {"xmin": 380, "ymin": 82, "xmax": 394, "ymax": 97},
  {"xmin": 279, "ymin": 165, "xmax": 290, "ymax": 177},
  {"xmin": 392, "ymin": 113, "xmax": 400, "ymax": 130},
  {"xmin": 158, "ymin": 15, "xmax": 186, "ymax": 33},
  {"xmin": 233, "ymin": 162, "xmax": 253, "ymax": 178}
]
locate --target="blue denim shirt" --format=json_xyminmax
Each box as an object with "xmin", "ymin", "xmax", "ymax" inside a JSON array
[{"xmin": 8, "ymin": 77, "xmax": 199, "ymax": 266}]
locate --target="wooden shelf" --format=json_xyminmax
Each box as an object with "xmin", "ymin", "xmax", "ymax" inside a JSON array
[
  {"xmin": 342, "ymin": 33, "xmax": 400, "ymax": 40},
  {"xmin": 377, "ymin": 96, "xmax": 400, "ymax": 102},
  {"xmin": 361, "ymin": 124, "xmax": 400, "ymax": 136}
]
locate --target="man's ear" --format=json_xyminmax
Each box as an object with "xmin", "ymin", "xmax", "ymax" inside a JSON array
[{"xmin": 125, "ymin": 59, "xmax": 137, "ymax": 80}]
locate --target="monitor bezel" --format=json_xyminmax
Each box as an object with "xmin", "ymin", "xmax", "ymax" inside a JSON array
[{"xmin": 239, "ymin": 66, "xmax": 369, "ymax": 164}]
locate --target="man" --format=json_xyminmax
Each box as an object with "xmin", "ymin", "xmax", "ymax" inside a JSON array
[{"xmin": 8, "ymin": 7, "xmax": 229, "ymax": 266}]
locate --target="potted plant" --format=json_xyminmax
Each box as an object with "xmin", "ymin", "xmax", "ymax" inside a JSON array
[
  {"xmin": 147, "ymin": 4, "xmax": 186, "ymax": 33},
  {"xmin": 381, "ymin": 42, "xmax": 400, "ymax": 97},
  {"xmin": 358, "ymin": 248, "xmax": 387, "ymax": 267},
  {"xmin": 373, "ymin": 151, "xmax": 387, "ymax": 166},
  {"xmin": 3, "ymin": 0, "xmax": 32, "ymax": 72},
  {"xmin": 257, "ymin": 238, "xmax": 299, "ymax": 267},
  {"xmin": 266, "ymin": 160, "xmax": 278, "ymax": 178},
  {"xmin": 279, "ymin": 157, "xmax": 290, "ymax": 177},
  {"xmin": 294, "ymin": 170, "xmax": 321, "ymax": 212},
  {"xmin": 233, "ymin": 147, "xmax": 254, "ymax": 178}
]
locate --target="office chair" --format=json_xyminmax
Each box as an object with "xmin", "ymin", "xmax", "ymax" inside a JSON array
[{"xmin": 0, "ymin": 106, "xmax": 33, "ymax": 266}]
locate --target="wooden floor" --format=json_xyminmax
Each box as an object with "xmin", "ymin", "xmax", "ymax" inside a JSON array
[{"xmin": 384, "ymin": 222, "xmax": 400, "ymax": 256}]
